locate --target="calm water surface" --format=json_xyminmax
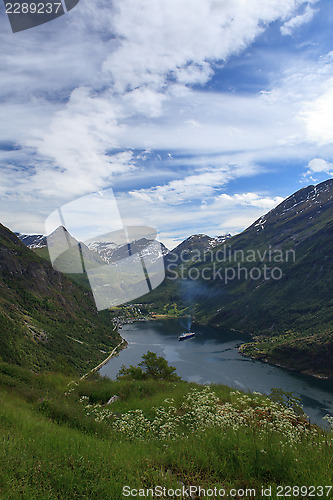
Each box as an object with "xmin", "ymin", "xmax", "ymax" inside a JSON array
[{"xmin": 100, "ymin": 319, "xmax": 333, "ymax": 426}]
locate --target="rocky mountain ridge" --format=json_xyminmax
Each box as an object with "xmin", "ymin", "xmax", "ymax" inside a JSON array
[{"xmin": 17, "ymin": 229, "xmax": 230, "ymax": 266}]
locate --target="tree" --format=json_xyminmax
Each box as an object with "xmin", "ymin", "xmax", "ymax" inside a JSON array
[
  {"xmin": 139, "ymin": 351, "xmax": 181, "ymax": 380},
  {"xmin": 117, "ymin": 364, "xmax": 147, "ymax": 380},
  {"xmin": 117, "ymin": 351, "xmax": 181, "ymax": 381}
]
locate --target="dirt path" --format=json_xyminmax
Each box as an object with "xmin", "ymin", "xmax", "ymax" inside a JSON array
[{"xmin": 80, "ymin": 338, "xmax": 126, "ymax": 380}]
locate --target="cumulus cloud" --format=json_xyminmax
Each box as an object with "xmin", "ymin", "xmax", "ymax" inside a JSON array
[
  {"xmin": 306, "ymin": 158, "xmax": 332, "ymax": 173},
  {"xmin": 130, "ymin": 170, "xmax": 230, "ymax": 205},
  {"xmin": 216, "ymin": 192, "xmax": 285, "ymax": 210},
  {"xmin": 23, "ymin": 88, "xmax": 137, "ymax": 198},
  {"xmin": 261, "ymin": 53, "xmax": 333, "ymax": 152},
  {"xmin": 1, "ymin": 0, "xmax": 314, "ymax": 153},
  {"xmin": 122, "ymin": 88, "xmax": 167, "ymax": 118},
  {"xmin": 302, "ymin": 158, "xmax": 333, "ymax": 184}
]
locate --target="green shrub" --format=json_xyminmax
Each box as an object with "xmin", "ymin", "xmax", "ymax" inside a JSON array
[{"xmin": 117, "ymin": 351, "xmax": 181, "ymax": 381}]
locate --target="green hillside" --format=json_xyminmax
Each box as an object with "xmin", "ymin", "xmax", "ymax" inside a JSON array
[
  {"xmin": 0, "ymin": 223, "xmax": 119, "ymax": 375},
  {"xmin": 0, "ymin": 360, "xmax": 332, "ymax": 499}
]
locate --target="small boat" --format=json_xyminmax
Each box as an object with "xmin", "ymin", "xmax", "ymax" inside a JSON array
[{"xmin": 178, "ymin": 332, "xmax": 195, "ymax": 341}]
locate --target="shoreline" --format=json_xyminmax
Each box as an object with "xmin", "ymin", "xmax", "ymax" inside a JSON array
[
  {"xmin": 151, "ymin": 314, "xmax": 185, "ymax": 320},
  {"xmin": 238, "ymin": 347, "xmax": 333, "ymax": 380},
  {"xmin": 80, "ymin": 338, "xmax": 127, "ymax": 380}
]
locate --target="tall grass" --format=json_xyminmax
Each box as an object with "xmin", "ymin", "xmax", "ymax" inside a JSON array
[{"xmin": 0, "ymin": 362, "xmax": 332, "ymax": 499}]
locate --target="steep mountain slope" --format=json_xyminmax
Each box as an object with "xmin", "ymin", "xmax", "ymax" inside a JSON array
[
  {"xmin": 200, "ymin": 179, "xmax": 333, "ymax": 328},
  {"xmin": 234, "ymin": 178, "xmax": 333, "ymax": 248},
  {"xmin": 143, "ymin": 179, "xmax": 333, "ymax": 376},
  {"xmin": 198, "ymin": 180, "xmax": 333, "ymax": 376},
  {"xmin": 17, "ymin": 227, "xmax": 105, "ymax": 269},
  {"xmin": 0, "ymin": 224, "xmax": 119, "ymax": 374},
  {"xmin": 17, "ymin": 227, "xmax": 105, "ymax": 289}
]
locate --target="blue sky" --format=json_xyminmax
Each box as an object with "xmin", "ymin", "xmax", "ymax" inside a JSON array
[{"xmin": 1, "ymin": 0, "xmax": 333, "ymax": 248}]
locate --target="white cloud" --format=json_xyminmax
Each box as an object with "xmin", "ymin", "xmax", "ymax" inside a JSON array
[
  {"xmin": 0, "ymin": 0, "xmax": 325, "ymax": 236},
  {"xmin": 130, "ymin": 170, "xmax": 232, "ymax": 205},
  {"xmin": 129, "ymin": 163, "xmax": 261, "ymax": 205},
  {"xmin": 216, "ymin": 192, "xmax": 284, "ymax": 210},
  {"xmin": 1, "ymin": 0, "xmax": 313, "ymax": 162},
  {"xmin": 103, "ymin": 0, "xmax": 311, "ymax": 92},
  {"xmin": 117, "ymin": 89, "xmax": 301, "ymax": 154},
  {"xmin": 217, "ymin": 214, "xmax": 266, "ymax": 235},
  {"xmin": 302, "ymin": 158, "xmax": 333, "ymax": 182},
  {"xmin": 262, "ymin": 53, "xmax": 333, "ymax": 152},
  {"xmin": 25, "ymin": 88, "xmax": 135, "ymax": 198},
  {"xmin": 300, "ymin": 78, "xmax": 333, "ymax": 145},
  {"xmin": 115, "ymin": 187, "xmax": 283, "ymax": 248},
  {"xmin": 123, "ymin": 88, "xmax": 167, "ymax": 118},
  {"xmin": 306, "ymin": 157, "xmax": 332, "ymax": 173},
  {"xmin": 281, "ymin": 4, "xmax": 317, "ymax": 36}
]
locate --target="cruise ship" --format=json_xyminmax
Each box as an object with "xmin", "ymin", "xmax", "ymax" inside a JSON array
[{"xmin": 178, "ymin": 332, "xmax": 195, "ymax": 341}]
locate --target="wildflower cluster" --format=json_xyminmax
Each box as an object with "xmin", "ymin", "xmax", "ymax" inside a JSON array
[
  {"xmin": 149, "ymin": 399, "xmax": 181, "ymax": 440},
  {"xmin": 228, "ymin": 391, "xmax": 321, "ymax": 447},
  {"xmin": 113, "ymin": 409, "xmax": 153, "ymax": 441},
  {"xmin": 179, "ymin": 386, "xmax": 221, "ymax": 431},
  {"xmin": 78, "ymin": 387, "xmax": 332, "ymax": 446},
  {"xmin": 80, "ymin": 396, "xmax": 114, "ymax": 423}
]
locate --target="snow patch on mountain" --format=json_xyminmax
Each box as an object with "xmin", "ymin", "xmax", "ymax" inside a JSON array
[{"xmin": 15, "ymin": 233, "xmax": 47, "ymax": 249}]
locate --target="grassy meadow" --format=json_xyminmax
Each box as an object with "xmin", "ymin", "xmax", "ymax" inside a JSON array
[{"xmin": 0, "ymin": 360, "xmax": 332, "ymax": 499}]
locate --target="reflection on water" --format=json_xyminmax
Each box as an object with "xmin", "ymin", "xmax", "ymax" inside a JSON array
[{"xmin": 100, "ymin": 319, "xmax": 333, "ymax": 427}]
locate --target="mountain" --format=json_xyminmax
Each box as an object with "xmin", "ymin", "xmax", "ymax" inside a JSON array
[
  {"xmin": 87, "ymin": 237, "xmax": 169, "ymax": 264},
  {"xmin": 17, "ymin": 226, "xmax": 107, "ymax": 288},
  {"xmin": 163, "ymin": 234, "xmax": 231, "ymax": 270},
  {"xmin": 15, "ymin": 232, "xmax": 47, "ymax": 248},
  {"xmin": 143, "ymin": 179, "xmax": 333, "ymax": 377},
  {"xmin": 18, "ymin": 228, "xmax": 170, "ymax": 267},
  {"xmin": 235, "ymin": 178, "xmax": 333, "ymax": 247},
  {"xmin": 16, "ymin": 227, "xmax": 105, "ymax": 270},
  {"xmin": 46, "ymin": 226, "xmax": 105, "ymax": 273},
  {"xmin": 0, "ymin": 223, "xmax": 119, "ymax": 374},
  {"xmin": 168, "ymin": 234, "xmax": 231, "ymax": 259}
]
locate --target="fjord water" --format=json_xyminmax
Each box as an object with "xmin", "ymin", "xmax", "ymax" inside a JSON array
[{"xmin": 100, "ymin": 319, "xmax": 333, "ymax": 426}]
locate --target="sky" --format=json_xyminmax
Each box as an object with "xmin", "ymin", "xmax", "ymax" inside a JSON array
[{"xmin": 1, "ymin": 0, "xmax": 333, "ymax": 249}]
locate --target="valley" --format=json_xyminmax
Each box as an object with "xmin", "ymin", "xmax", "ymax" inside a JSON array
[
  {"xmin": 1, "ymin": 179, "xmax": 333, "ymax": 498},
  {"xmin": 139, "ymin": 179, "xmax": 333, "ymax": 378},
  {"xmin": 11, "ymin": 178, "xmax": 333, "ymax": 378}
]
